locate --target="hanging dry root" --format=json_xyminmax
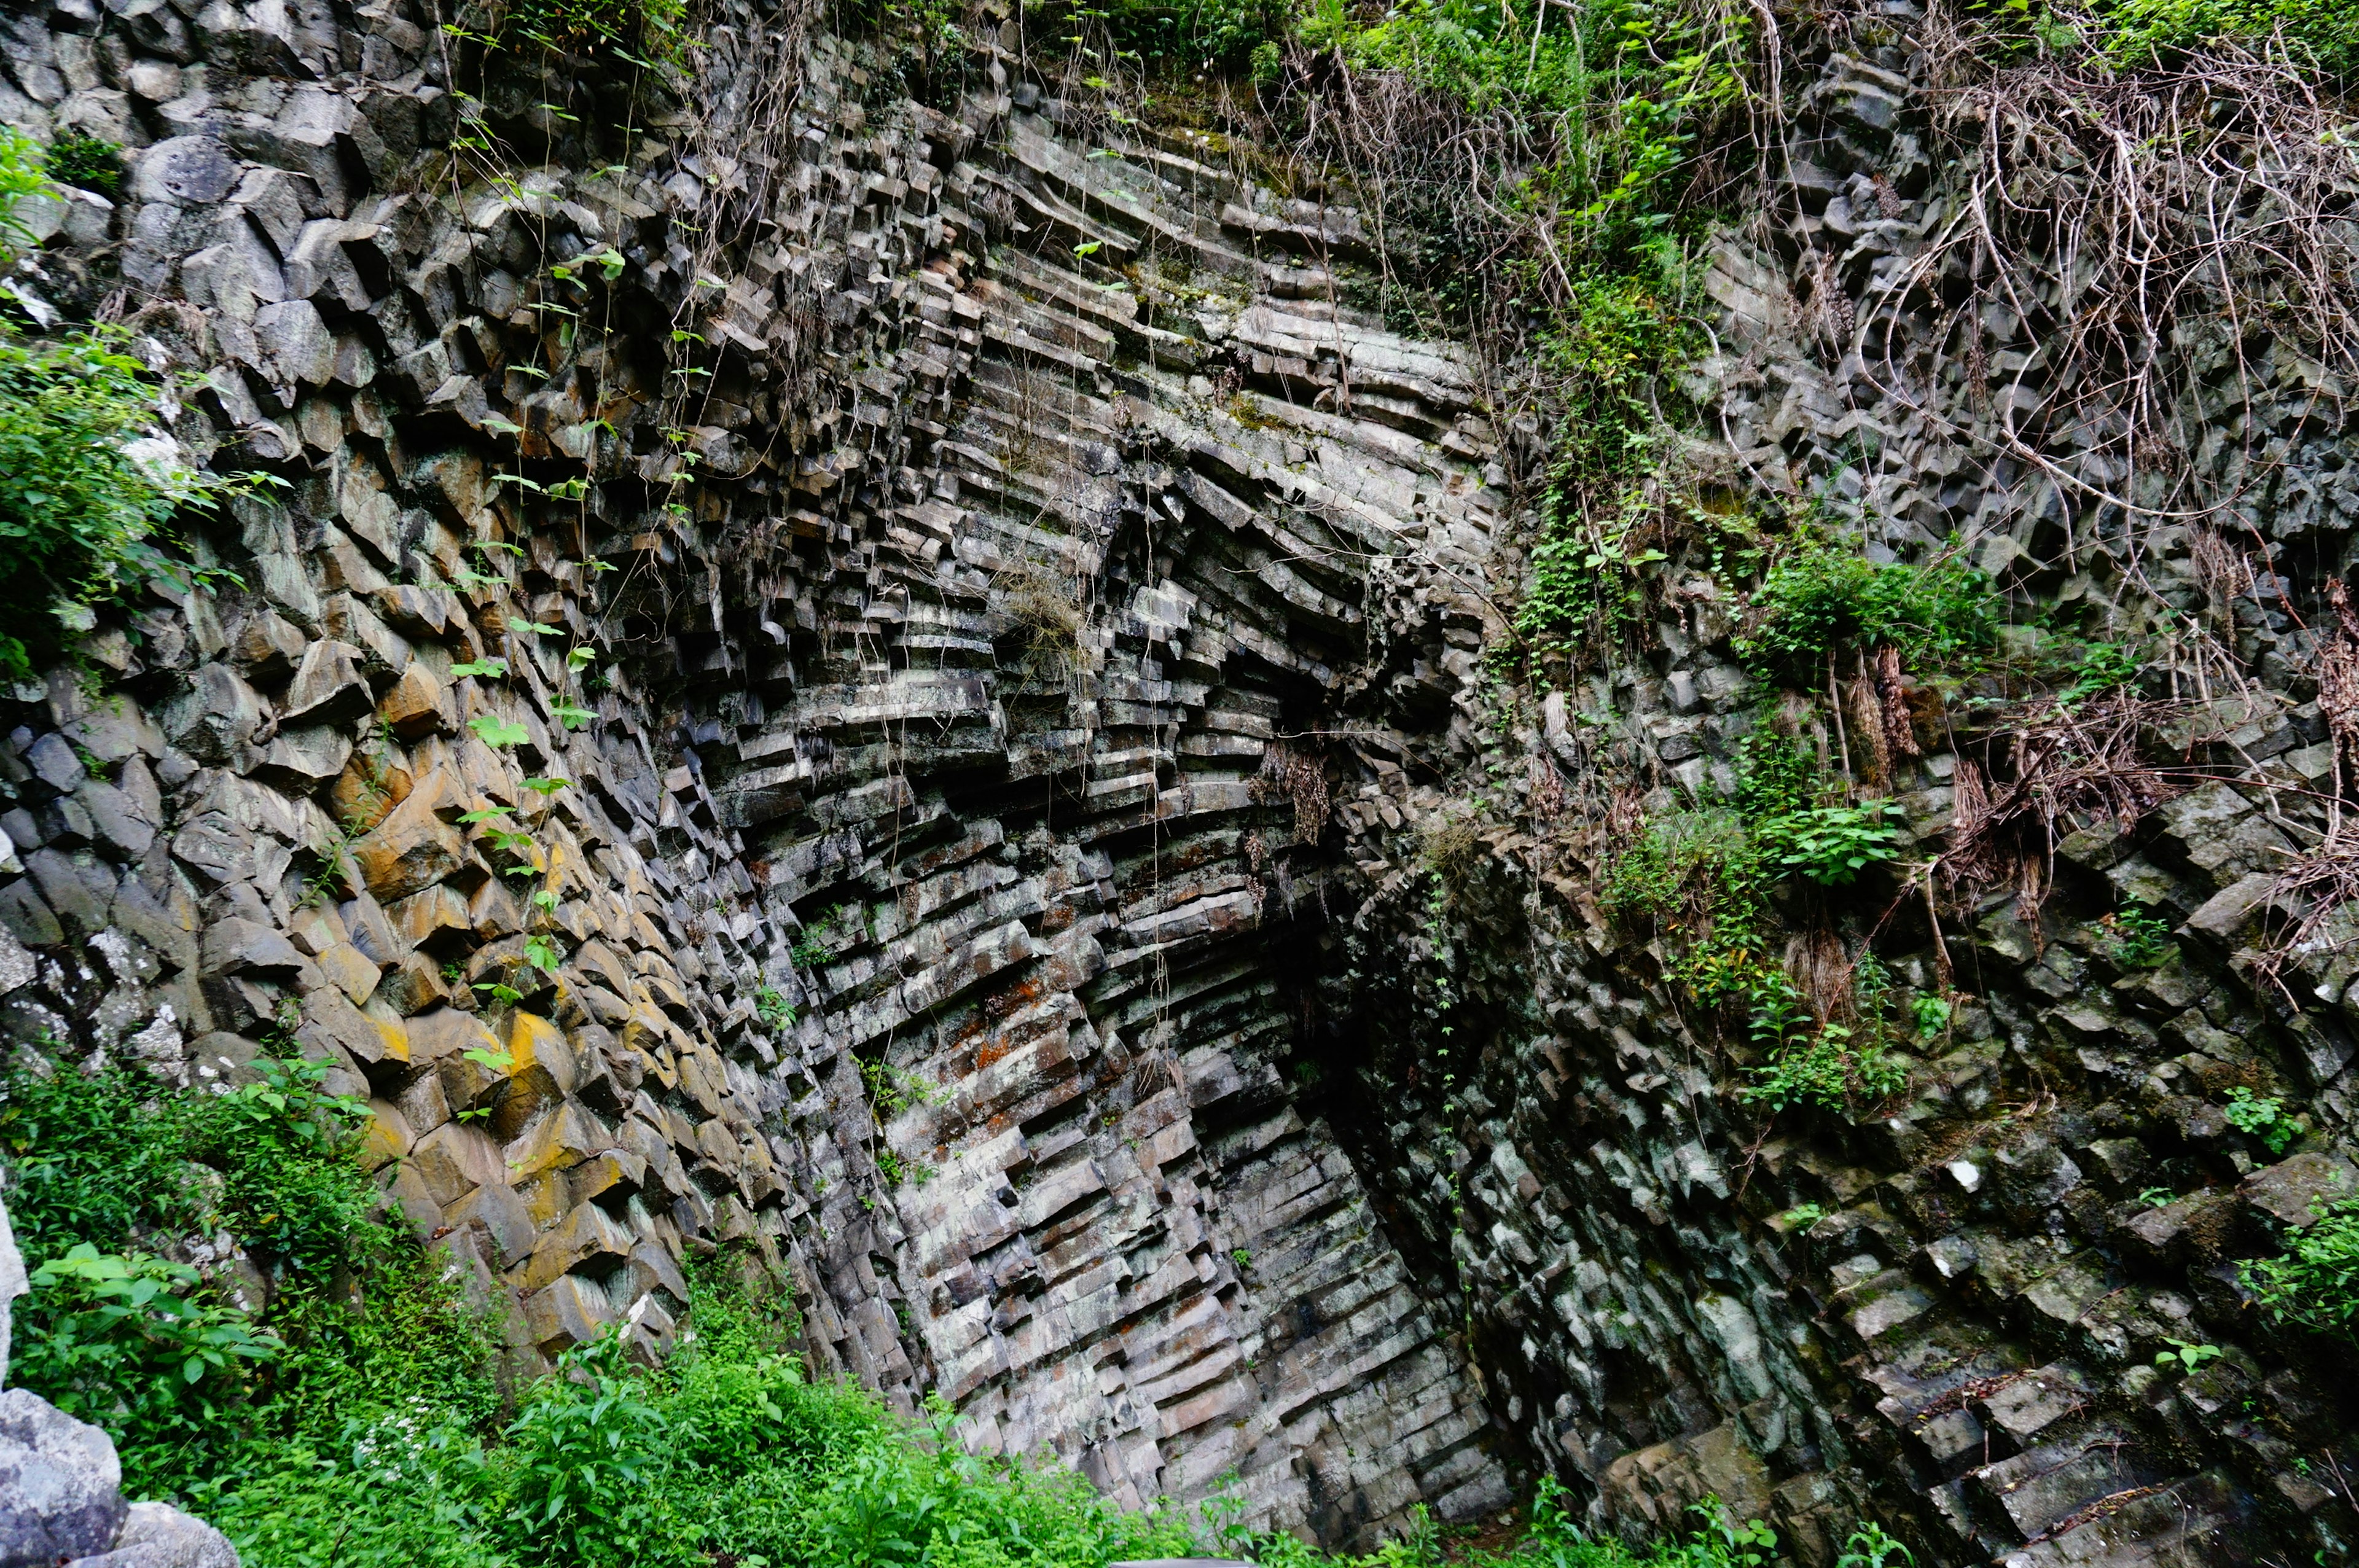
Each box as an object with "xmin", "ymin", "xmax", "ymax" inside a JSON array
[{"xmin": 1938, "ymin": 696, "xmax": 2186, "ymax": 923}]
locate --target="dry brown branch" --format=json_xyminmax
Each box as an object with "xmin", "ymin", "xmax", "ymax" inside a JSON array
[
  {"xmin": 1864, "ymin": 14, "xmax": 2358, "ymax": 559},
  {"xmin": 1258, "ymin": 741, "xmax": 1334, "ymax": 846},
  {"xmin": 1937, "ymin": 695, "xmax": 2187, "ymax": 922},
  {"xmin": 2251, "ymin": 821, "xmax": 2359, "ymax": 991}
]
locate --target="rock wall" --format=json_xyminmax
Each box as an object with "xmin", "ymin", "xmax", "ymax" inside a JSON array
[
  {"xmin": 8, "ymin": 1, "xmax": 2359, "ymax": 1564},
  {"xmin": 0, "ymin": 0, "xmax": 1513, "ymax": 1545},
  {"xmin": 1275, "ymin": 31, "xmax": 2359, "ymax": 1568}
]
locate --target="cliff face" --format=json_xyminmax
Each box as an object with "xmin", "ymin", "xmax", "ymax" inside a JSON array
[
  {"xmin": 0, "ymin": 0, "xmax": 1514, "ymax": 1545},
  {"xmin": 4, "ymin": 2, "xmax": 2358, "ymax": 1565}
]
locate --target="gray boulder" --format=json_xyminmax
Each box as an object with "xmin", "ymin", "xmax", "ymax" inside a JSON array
[
  {"xmin": 0, "ymin": 1388, "xmax": 127, "ymax": 1568},
  {"xmin": 66, "ymin": 1502, "xmax": 240, "ymax": 1568}
]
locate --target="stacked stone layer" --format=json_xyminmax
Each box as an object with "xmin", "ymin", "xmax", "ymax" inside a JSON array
[{"xmin": 0, "ymin": 0, "xmax": 1511, "ymax": 1543}]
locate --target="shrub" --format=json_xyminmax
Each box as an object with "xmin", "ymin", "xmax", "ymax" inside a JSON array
[
  {"xmin": 10, "ymin": 1034, "xmax": 1919, "ymax": 1568},
  {"xmin": 4, "ymin": 1051, "xmax": 480, "ymax": 1491},
  {"xmin": 2223, "ymin": 1086, "xmax": 2299, "ymax": 1156},
  {"xmin": 2099, "ymin": 903, "xmax": 2172, "ymax": 967},
  {"xmin": 1740, "ymin": 1021, "xmax": 1907, "ymax": 1115},
  {"xmin": 0, "ymin": 327, "xmax": 228, "ymax": 681},
  {"xmin": 1737, "ymin": 539, "xmax": 1997, "ymax": 684},
  {"xmin": 1099, "ymin": 0, "xmax": 1288, "ymax": 69},
  {"xmin": 13, "ymin": 1244, "xmax": 282, "ymax": 1471},
  {"xmin": 1751, "ymin": 801, "xmax": 1903, "ymax": 885},
  {"xmin": 0, "ymin": 127, "xmax": 49, "ymax": 255},
  {"xmin": 1601, "ymin": 811, "xmax": 1751, "ymax": 927},
  {"xmin": 1731, "ymin": 725, "xmax": 1823, "ymax": 819},
  {"xmin": 2098, "ymin": 0, "xmax": 2359, "ymax": 75},
  {"xmin": 2244, "ymin": 1196, "xmax": 2359, "ymax": 1336}
]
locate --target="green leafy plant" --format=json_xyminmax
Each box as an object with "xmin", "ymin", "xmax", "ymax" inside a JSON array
[
  {"xmin": 2223, "ymin": 1086, "xmax": 2299, "ymax": 1156},
  {"xmin": 2137, "ymin": 1186, "xmax": 2178, "ymax": 1209},
  {"xmin": 2244, "ymin": 1195, "xmax": 2359, "ymax": 1336},
  {"xmin": 15, "ymin": 1245, "xmax": 282, "ymax": 1459},
  {"xmin": 468, "ymin": 0, "xmax": 689, "ymax": 61},
  {"xmin": 1753, "ymin": 801, "xmax": 1903, "ymax": 886},
  {"xmin": 859, "ymin": 1058, "xmax": 935, "ymax": 1118},
  {"xmin": 1742, "ymin": 1021, "xmax": 1907, "ymax": 1116},
  {"xmin": 2099, "ymin": 0, "xmax": 2359, "ymax": 74},
  {"xmin": 43, "ymin": 128, "xmax": 121, "ymax": 196},
  {"xmin": 2154, "ymin": 1338, "xmax": 2224, "ymax": 1375},
  {"xmin": 2100, "ymin": 903, "xmax": 2173, "ymax": 967},
  {"xmin": 0, "ymin": 126, "xmax": 50, "ymax": 254},
  {"xmin": 1911, "ymin": 994, "xmax": 1951, "ymax": 1040},
  {"xmin": 1736, "ymin": 539, "xmax": 1997, "ymax": 685},
  {"xmin": 1731, "ymin": 725, "xmax": 1824, "ymax": 819},
  {"xmin": 2056, "ymin": 638, "xmax": 2141, "ymax": 708},
  {"xmin": 1777, "ymin": 1203, "xmax": 1828, "ymax": 1230},
  {"xmin": 1691, "ymin": 1497, "xmax": 1778, "ymax": 1567},
  {"xmin": 469, "ymin": 713, "xmax": 530, "ymax": 748},
  {"xmin": 1836, "ymin": 1522, "xmax": 1915, "ymax": 1568},
  {"xmin": 0, "ymin": 326, "xmax": 232, "ymax": 681},
  {"xmin": 755, "ymin": 985, "xmax": 796, "ymax": 1030},
  {"xmin": 499, "ymin": 1335, "xmax": 691, "ymax": 1567}
]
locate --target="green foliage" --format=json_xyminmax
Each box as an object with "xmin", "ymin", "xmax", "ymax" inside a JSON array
[
  {"xmin": 1834, "ymin": 1523, "xmax": 1914, "ymax": 1568},
  {"xmin": 756, "ymin": 984, "xmax": 798, "ymax": 1029},
  {"xmin": 859, "ymin": 1058, "xmax": 935, "ymax": 1118},
  {"xmin": 4, "ymin": 1050, "xmax": 487, "ymax": 1491},
  {"xmin": 1515, "ymin": 503, "xmax": 1667, "ymax": 653},
  {"xmin": 1544, "ymin": 261, "xmax": 1704, "ymax": 482},
  {"xmin": 1600, "ymin": 811, "xmax": 1750, "ymax": 927},
  {"xmin": 10, "ymin": 1035, "xmax": 1912, "ymax": 1568},
  {"xmin": 44, "ymin": 128, "xmax": 121, "ymax": 195},
  {"xmin": 1097, "ymin": 0, "xmax": 1288, "ymax": 70},
  {"xmin": 1733, "ymin": 952, "xmax": 1906, "ymax": 1116},
  {"xmin": 0, "ymin": 327, "xmax": 226, "ymax": 681},
  {"xmin": 15, "ymin": 1244, "xmax": 283, "ymax": 1465},
  {"xmin": 463, "ymin": 0, "xmax": 686, "ymax": 58},
  {"xmin": 1514, "ymin": 262, "xmax": 1704, "ymax": 656},
  {"xmin": 792, "ymin": 918, "xmax": 827, "ymax": 968},
  {"xmin": 2223, "ymin": 1086, "xmax": 2299, "ymax": 1156},
  {"xmin": 1317, "ymin": 0, "xmax": 1751, "ymax": 250},
  {"xmin": 1776, "ymin": 1203, "xmax": 1828, "ymax": 1230},
  {"xmin": 1740, "ymin": 1020, "xmax": 1907, "ymax": 1116},
  {"xmin": 1736, "ymin": 539, "xmax": 1997, "ymax": 685},
  {"xmin": 1910, "ymin": 994, "xmax": 1950, "ymax": 1040},
  {"xmin": 2099, "ymin": 903, "xmax": 2172, "ymax": 967},
  {"xmin": 2153, "ymin": 1338, "xmax": 2223, "ymax": 1374},
  {"xmin": 0, "ymin": 126, "xmax": 49, "ymax": 255},
  {"xmin": 1751, "ymin": 801, "xmax": 1903, "ymax": 886},
  {"xmin": 2056, "ymin": 638, "xmax": 2140, "ymax": 708},
  {"xmin": 2097, "ymin": 0, "xmax": 2359, "ymax": 74},
  {"xmin": 1730, "ymin": 726, "xmax": 1823, "ymax": 819},
  {"xmin": 2245, "ymin": 1196, "xmax": 2359, "ymax": 1336}
]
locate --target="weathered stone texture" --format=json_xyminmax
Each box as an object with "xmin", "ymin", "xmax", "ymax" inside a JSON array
[{"xmin": 0, "ymin": 0, "xmax": 1511, "ymax": 1545}]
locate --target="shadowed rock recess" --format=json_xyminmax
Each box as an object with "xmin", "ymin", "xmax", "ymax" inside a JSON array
[{"xmin": 6, "ymin": 1, "xmax": 2359, "ymax": 1564}]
